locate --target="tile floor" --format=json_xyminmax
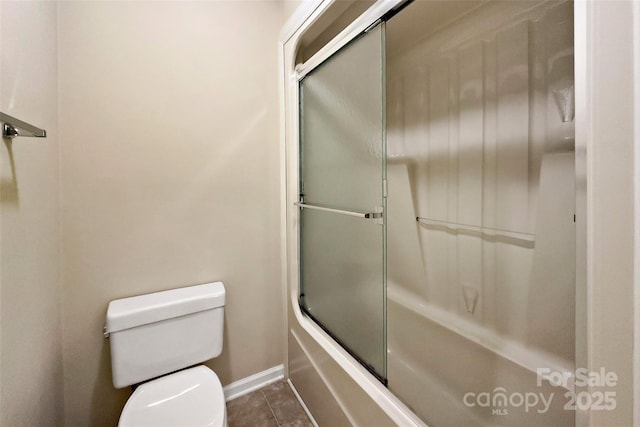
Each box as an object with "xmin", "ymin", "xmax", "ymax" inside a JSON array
[{"xmin": 227, "ymin": 380, "xmax": 314, "ymax": 427}]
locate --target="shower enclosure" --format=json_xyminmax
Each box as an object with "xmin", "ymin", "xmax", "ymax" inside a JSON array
[{"xmin": 291, "ymin": 1, "xmax": 579, "ymax": 425}]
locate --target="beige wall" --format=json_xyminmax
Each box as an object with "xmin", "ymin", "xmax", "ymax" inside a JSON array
[
  {"xmin": 58, "ymin": 2, "xmax": 286, "ymax": 425},
  {"xmin": 0, "ymin": 1, "xmax": 64, "ymax": 426}
]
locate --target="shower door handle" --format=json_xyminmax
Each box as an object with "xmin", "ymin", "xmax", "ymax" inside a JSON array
[{"xmin": 294, "ymin": 202, "xmax": 383, "ymax": 219}]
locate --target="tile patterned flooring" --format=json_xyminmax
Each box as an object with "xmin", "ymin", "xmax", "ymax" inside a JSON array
[{"xmin": 227, "ymin": 380, "xmax": 314, "ymax": 427}]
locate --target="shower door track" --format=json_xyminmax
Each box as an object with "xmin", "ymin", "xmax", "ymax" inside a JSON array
[
  {"xmin": 298, "ymin": 303, "xmax": 388, "ymax": 385},
  {"xmin": 294, "ymin": 0, "xmax": 409, "ymax": 81}
]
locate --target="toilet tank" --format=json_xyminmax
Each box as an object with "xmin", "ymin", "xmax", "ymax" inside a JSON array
[{"xmin": 105, "ymin": 282, "xmax": 225, "ymax": 388}]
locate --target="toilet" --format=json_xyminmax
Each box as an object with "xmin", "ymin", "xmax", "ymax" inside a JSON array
[{"xmin": 105, "ymin": 281, "xmax": 227, "ymax": 427}]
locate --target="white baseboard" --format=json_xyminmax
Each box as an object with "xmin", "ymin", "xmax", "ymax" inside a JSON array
[{"xmin": 223, "ymin": 365, "xmax": 284, "ymax": 402}]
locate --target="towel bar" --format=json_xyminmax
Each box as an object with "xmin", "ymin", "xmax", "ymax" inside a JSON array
[{"xmin": 1, "ymin": 112, "xmax": 46, "ymax": 138}]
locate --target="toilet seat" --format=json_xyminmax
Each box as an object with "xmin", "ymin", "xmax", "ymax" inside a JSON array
[{"xmin": 118, "ymin": 365, "xmax": 226, "ymax": 427}]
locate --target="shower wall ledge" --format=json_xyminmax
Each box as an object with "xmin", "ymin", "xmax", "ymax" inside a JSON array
[{"xmin": 387, "ymin": 284, "xmax": 574, "ymax": 390}]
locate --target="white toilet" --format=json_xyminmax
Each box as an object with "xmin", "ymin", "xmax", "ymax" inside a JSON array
[{"xmin": 105, "ymin": 281, "xmax": 227, "ymax": 427}]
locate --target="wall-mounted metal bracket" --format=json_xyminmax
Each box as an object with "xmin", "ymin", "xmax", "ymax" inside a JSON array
[{"xmin": 1, "ymin": 112, "xmax": 47, "ymax": 139}]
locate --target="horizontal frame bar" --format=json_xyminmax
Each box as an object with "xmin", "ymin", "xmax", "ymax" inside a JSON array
[{"xmin": 294, "ymin": 202, "xmax": 382, "ymax": 219}]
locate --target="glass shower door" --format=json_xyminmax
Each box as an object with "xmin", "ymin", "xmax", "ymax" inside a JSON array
[{"xmin": 298, "ymin": 23, "xmax": 387, "ymax": 382}]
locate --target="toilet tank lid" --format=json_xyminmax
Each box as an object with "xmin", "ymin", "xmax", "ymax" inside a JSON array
[{"xmin": 106, "ymin": 281, "xmax": 225, "ymax": 334}]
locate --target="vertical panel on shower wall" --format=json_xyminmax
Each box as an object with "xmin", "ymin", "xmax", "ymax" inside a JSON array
[
  {"xmin": 299, "ymin": 24, "xmax": 386, "ymax": 380},
  {"xmin": 494, "ymin": 22, "xmax": 532, "ymax": 340},
  {"xmin": 457, "ymin": 43, "xmax": 484, "ymax": 317}
]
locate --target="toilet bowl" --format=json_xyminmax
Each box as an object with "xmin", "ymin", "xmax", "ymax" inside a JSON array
[{"xmin": 105, "ymin": 282, "xmax": 227, "ymax": 427}]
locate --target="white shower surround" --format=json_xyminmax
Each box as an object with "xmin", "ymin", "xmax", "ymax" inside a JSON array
[{"xmin": 279, "ymin": 1, "xmax": 638, "ymax": 426}]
